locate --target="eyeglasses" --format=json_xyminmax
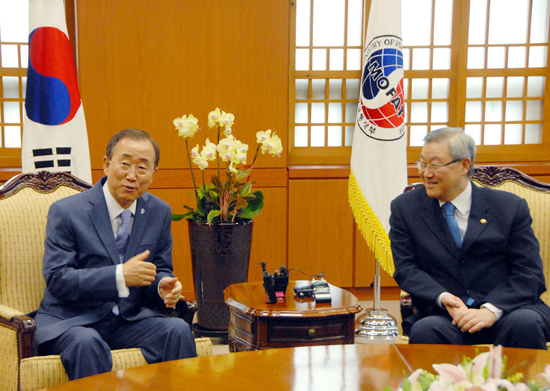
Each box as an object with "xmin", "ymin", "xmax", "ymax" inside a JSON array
[
  {"xmin": 416, "ymin": 158, "xmax": 462, "ymax": 171},
  {"xmin": 109, "ymin": 160, "xmax": 154, "ymax": 176}
]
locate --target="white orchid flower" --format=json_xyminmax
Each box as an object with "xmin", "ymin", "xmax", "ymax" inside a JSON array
[
  {"xmin": 256, "ymin": 129, "xmax": 272, "ymax": 143},
  {"xmin": 192, "ymin": 155, "xmax": 209, "ymax": 170}
]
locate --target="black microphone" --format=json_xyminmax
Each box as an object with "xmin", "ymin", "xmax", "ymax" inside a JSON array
[{"xmin": 279, "ymin": 265, "xmax": 288, "ymax": 275}]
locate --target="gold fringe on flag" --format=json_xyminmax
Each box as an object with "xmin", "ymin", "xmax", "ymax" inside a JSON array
[{"xmin": 348, "ymin": 170, "xmax": 395, "ymax": 276}]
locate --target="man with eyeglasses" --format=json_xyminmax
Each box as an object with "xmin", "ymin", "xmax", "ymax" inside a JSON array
[
  {"xmin": 389, "ymin": 127, "xmax": 550, "ymax": 349},
  {"xmin": 34, "ymin": 129, "xmax": 197, "ymax": 379}
]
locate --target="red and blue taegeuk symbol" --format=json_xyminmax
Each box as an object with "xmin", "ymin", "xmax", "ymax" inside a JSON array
[
  {"xmin": 361, "ymin": 47, "xmax": 404, "ymax": 129},
  {"xmin": 25, "ymin": 27, "xmax": 81, "ymax": 126}
]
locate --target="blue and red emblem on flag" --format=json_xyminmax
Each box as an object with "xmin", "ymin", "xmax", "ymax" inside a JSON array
[
  {"xmin": 349, "ymin": 0, "xmax": 407, "ymax": 276},
  {"xmin": 26, "ymin": 26, "xmax": 81, "ymax": 126},
  {"xmin": 357, "ymin": 35, "xmax": 405, "ymax": 142}
]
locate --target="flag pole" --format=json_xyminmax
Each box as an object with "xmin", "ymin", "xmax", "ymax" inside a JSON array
[
  {"xmin": 349, "ymin": 0, "xmax": 405, "ymax": 344},
  {"xmin": 354, "ymin": 259, "xmax": 398, "ymax": 343}
]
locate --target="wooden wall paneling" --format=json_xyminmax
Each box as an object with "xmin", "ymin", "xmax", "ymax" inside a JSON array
[
  {"xmin": 354, "ymin": 227, "xmax": 397, "ymax": 288},
  {"xmin": 76, "ymin": 0, "xmax": 290, "ymax": 171},
  {"xmin": 246, "ymin": 187, "xmax": 288, "ymax": 283},
  {"xmin": 288, "ymin": 179, "xmax": 354, "ymax": 287},
  {"xmin": 147, "ymin": 188, "xmax": 196, "ymax": 292}
]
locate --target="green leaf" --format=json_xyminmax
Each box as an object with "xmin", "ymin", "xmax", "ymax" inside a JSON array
[
  {"xmin": 236, "ymin": 191, "xmax": 264, "ymax": 219},
  {"xmin": 239, "ymin": 182, "xmax": 252, "ymax": 197},
  {"xmin": 236, "ymin": 166, "xmax": 252, "ymax": 180},
  {"xmin": 207, "ymin": 209, "xmax": 222, "ymax": 225},
  {"xmin": 211, "ymin": 175, "xmax": 222, "ymax": 188},
  {"xmin": 401, "ymin": 376, "xmax": 412, "ymax": 391},
  {"xmin": 171, "ymin": 213, "xmax": 187, "ymax": 221},
  {"xmin": 209, "ymin": 190, "xmax": 219, "ymax": 200},
  {"xmin": 418, "ymin": 375, "xmax": 434, "ymax": 390}
]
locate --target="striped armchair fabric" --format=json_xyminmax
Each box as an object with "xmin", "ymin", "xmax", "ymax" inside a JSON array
[{"xmin": 0, "ymin": 172, "xmax": 212, "ymax": 391}]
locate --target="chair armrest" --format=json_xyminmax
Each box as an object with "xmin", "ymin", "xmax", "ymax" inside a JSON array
[
  {"xmin": 0, "ymin": 304, "xmax": 36, "ymax": 359},
  {"xmin": 176, "ymin": 297, "xmax": 197, "ymax": 325},
  {"xmin": 162, "ymin": 297, "xmax": 197, "ymax": 325},
  {"xmin": 399, "ymin": 290, "xmax": 413, "ymax": 337},
  {"xmin": 0, "ymin": 304, "xmax": 25, "ymax": 319}
]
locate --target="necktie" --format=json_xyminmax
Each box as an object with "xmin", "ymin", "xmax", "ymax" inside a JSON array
[
  {"xmin": 442, "ymin": 202, "xmax": 462, "ymax": 248},
  {"xmin": 113, "ymin": 210, "xmax": 132, "ymax": 316},
  {"xmin": 116, "ymin": 209, "xmax": 132, "ymax": 263}
]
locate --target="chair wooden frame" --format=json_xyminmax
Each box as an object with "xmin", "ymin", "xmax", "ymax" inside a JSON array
[{"xmin": 0, "ymin": 172, "xmax": 92, "ymax": 363}]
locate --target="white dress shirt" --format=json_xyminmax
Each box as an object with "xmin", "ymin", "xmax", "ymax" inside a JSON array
[{"xmin": 103, "ymin": 181, "xmax": 136, "ymax": 298}]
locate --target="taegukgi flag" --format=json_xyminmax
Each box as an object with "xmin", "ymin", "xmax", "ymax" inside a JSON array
[
  {"xmin": 349, "ymin": 0, "xmax": 407, "ymax": 275},
  {"xmin": 22, "ymin": 0, "xmax": 92, "ymax": 184}
]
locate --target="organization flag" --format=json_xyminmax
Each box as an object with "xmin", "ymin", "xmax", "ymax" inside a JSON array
[
  {"xmin": 349, "ymin": 0, "xmax": 407, "ymax": 275},
  {"xmin": 22, "ymin": 0, "xmax": 92, "ymax": 184}
]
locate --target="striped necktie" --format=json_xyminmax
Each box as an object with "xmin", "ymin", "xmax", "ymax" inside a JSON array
[
  {"xmin": 116, "ymin": 209, "xmax": 132, "ymax": 263},
  {"xmin": 112, "ymin": 209, "xmax": 132, "ymax": 316}
]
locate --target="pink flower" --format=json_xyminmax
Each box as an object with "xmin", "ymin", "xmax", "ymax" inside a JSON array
[
  {"xmin": 433, "ymin": 363, "xmax": 468, "ymax": 383},
  {"xmin": 487, "ymin": 345, "xmax": 503, "ymax": 379},
  {"xmin": 536, "ymin": 364, "xmax": 550, "ymax": 387},
  {"xmin": 484, "ymin": 378, "xmax": 529, "ymax": 391},
  {"xmin": 407, "ymin": 368, "xmax": 424, "ymax": 384}
]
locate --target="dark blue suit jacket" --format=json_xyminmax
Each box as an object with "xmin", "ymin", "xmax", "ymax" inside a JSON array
[
  {"xmin": 34, "ymin": 177, "xmax": 175, "ymax": 346},
  {"xmin": 389, "ymin": 182, "xmax": 550, "ymax": 332}
]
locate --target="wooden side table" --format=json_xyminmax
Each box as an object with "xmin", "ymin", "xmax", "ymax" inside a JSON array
[{"xmin": 224, "ymin": 280, "xmax": 362, "ymax": 352}]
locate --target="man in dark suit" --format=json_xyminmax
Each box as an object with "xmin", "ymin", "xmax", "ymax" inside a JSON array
[
  {"xmin": 389, "ymin": 127, "xmax": 550, "ymax": 349},
  {"xmin": 34, "ymin": 129, "xmax": 197, "ymax": 379}
]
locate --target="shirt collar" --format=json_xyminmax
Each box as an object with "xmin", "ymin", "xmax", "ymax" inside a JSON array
[
  {"xmin": 102, "ymin": 180, "xmax": 137, "ymax": 221},
  {"xmin": 438, "ymin": 180, "xmax": 472, "ymax": 216}
]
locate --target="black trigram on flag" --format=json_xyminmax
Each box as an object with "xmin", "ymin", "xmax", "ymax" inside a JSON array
[{"xmin": 32, "ymin": 147, "xmax": 72, "ymax": 173}]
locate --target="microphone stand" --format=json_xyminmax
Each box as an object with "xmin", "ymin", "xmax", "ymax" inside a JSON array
[{"xmin": 354, "ymin": 259, "xmax": 398, "ymax": 343}]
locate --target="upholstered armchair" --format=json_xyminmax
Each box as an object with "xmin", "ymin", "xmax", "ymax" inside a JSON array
[
  {"xmin": 0, "ymin": 172, "xmax": 212, "ymax": 391},
  {"xmin": 398, "ymin": 166, "xmax": 550, "ymax": 344}
]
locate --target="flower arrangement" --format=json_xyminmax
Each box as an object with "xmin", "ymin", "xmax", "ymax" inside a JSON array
[
  {"xmin": 172, "ymin": 108, "xmax": 282, "ymax": 224},
  {"xmin": 384, "ymin": 345, "xmax": 550, "ymax": 391}
]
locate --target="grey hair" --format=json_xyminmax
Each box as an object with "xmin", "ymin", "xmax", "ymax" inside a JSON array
[
  {"xmin": 423, "ymin": 127, "xmax": 476, "ymax": 177},
  {"xmin": 106, "ymin": 129, "xmax": 160, "ymax": 168}
]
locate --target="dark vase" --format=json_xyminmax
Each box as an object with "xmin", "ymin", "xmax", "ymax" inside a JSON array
[{"xmin": 188, "ymin": 219, "xmax": 253, "ymax": 331}]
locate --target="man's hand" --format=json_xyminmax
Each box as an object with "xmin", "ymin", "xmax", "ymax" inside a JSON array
[
  {"xmin": 452, "ymin": 307, "xmax": 497, "ymax": 333},
  {"xmin": 441, "ymin": 293, "xmax": 467, "ymax": 318},
  {"xmin": 159, "ymin": 277, "xmax": 182, "ymax": 308},
  {"xmin": 122, "ymin": 250, "xmax": 157, "ymax": 286}
]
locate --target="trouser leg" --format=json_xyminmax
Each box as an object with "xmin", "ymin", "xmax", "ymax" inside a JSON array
[
  {"xmin": 110, "ymin": 316, "xmax": 197, "ymax": 363},
  {"xmin": 409, "ymin": 315, "xmax": 469, "ymax": 345},
  {"xmin": 42, "ymin": 326, "xmax": 113, "ymax": 380},
  {"xmin": 492, "ymin": 309, "xmax": 548, "ymax": 350}
]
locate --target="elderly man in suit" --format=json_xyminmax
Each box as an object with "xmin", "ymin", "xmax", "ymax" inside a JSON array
[
  {"xmin": 389, "ymin": 127, "xmax": 550, "ymax": 349},
  {"xmin": 34, "ymin": 129, "xmax": 197, "ymax": 379}
]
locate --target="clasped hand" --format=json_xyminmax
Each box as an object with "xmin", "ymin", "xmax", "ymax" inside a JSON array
[{"xmin": 442, "ymin": 294, "xmax": 497, "ymax": 333}]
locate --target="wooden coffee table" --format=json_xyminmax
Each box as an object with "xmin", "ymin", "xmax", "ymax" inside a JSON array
[
  {"xmin": 223, "ymin": 280, "xmax": 362, "ymax": 351},
  {"xmin": 36, "ymin": 344, "xmax": 550, "ymax": 391}
]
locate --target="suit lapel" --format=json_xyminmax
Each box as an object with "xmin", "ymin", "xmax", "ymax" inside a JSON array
[
  {"xmin": 88, "ymin": 179, "xmax": 120, "ymax": 265},
  {"xmin": 420, "ymin": 194, "xmax": 461, "ymax": 257},
  {"xmin": 461, "ymin": 183, "xmax": 490, "ymax": 254}
]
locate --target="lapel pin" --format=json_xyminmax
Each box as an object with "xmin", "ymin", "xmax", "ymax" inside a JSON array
[
  {"xmin": 480, "ymin": 219, "xmax": 487, "ymax": 224},
  {"xmin": 141, "ymin": 208, "xmax": 145, "ymax": 215}
]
